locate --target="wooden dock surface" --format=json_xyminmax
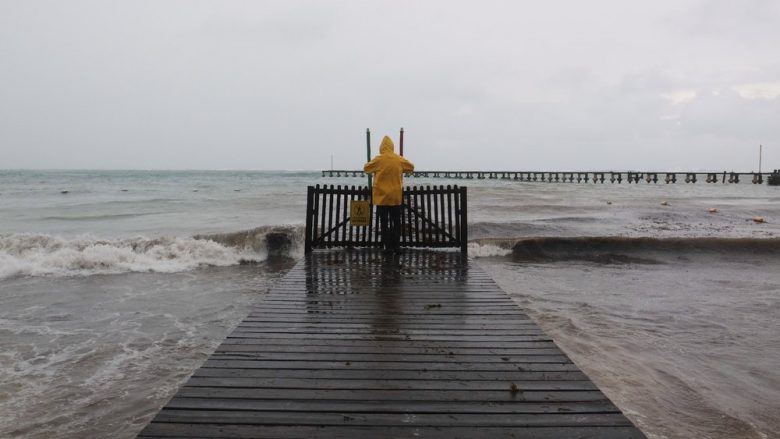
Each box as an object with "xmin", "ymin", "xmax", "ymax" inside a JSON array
[{"xmin": 138, "ymin": 250, "xmax": 646, "ymax": 438}]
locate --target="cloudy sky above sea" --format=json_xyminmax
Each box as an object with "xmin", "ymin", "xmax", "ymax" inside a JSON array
[{"xmin": 1, "ymin": 0, "xmax": 779, "ymax": 171}]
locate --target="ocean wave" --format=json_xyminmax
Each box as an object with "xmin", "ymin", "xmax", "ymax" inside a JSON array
[
  {"xmin": 43, "ymin": 212, "xmax": 164, "ymax": 221},
  {"xmin": 4, "ymin": 225, "xmax": 779, "ymax": 278},
  {"xmin": 469, "ymin": 221, "xmax": 565, "ymax": 239},
  {"xmin": 472, "ymin": 236, "xmax": 780, "ymax": 264},
  {"xmin": 195, "ymin": 225, "xmax": 304, "ymax": 259},
  {"xmin": 0, "ymin": 226, "xmax": 304, "ymax": 279}
]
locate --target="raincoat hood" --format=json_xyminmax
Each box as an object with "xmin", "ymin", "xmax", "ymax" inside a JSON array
[{"xmin": 379, "ymin": 136, "xmax": 394, "ymax": 154}]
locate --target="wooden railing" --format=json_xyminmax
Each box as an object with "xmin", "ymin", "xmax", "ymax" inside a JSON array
[{"xmin": 304, "ymin": 185, "xmax": 468, "ymax": 253}]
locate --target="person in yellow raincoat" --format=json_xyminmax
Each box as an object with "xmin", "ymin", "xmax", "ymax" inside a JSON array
[{"xmin": 364, "ymin": 135, "xmax": 415, "ymax": 253}]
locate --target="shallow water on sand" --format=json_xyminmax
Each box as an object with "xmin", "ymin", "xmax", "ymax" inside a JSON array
[
  {"xmin": 2, "ymin": 170, "xmax": 779, "ymax": 438},
  {"xmin": 0, "ymin": 261, "xmax": 294, "ymax": 439},
  {"xmin": 478, "ymin": 253, "xmax": 780, "ymax": 439}
]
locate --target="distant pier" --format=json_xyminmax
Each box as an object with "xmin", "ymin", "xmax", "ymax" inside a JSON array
[{"xmin": 322, "ymin": 170, "xmax": 777, "ymax": 184}]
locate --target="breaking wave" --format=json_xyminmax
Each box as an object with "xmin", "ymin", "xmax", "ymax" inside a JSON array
[
  {"xmin": 4, "ymin": 223, "xmax": 780, "ymax": 278},
  {"xmin": 0, "ymin": 226, "xmax": 304, "ymax": 279}
]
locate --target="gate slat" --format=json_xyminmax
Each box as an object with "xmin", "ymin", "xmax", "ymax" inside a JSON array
[
  {"xmin": 447, "ymin": 185, "xmax": 453, "ymax": 244},
  {"xmin": 433, "ymin": 185, "xmax": 440, "ymax": 245}
]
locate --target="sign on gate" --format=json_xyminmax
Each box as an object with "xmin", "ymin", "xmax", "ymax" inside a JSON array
[{"xmin": 350, "ymin": 200, "xmax": 370, "ymax": 226}]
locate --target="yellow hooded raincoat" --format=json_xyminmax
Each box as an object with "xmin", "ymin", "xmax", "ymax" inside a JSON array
[{"xmin": 363, "ymin": 136, "xmax": 415, "ymax": 206}]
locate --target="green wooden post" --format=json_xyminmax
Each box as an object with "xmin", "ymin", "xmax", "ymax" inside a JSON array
[{"xmin": 366, "ymin": 128, "xmax": 372, "ymax": 193}]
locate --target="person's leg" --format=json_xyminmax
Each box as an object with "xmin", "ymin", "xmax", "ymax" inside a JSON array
[
  {"xmin": 389, "ymin": 205, "xmax": 401, "ymax": 252},
  {"xmin": 376, "ymin": 206, "xmax": 390, "ymax": 251}
]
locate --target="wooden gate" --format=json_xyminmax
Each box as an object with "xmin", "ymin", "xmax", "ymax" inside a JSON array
[{"xmin": 304, "ymin": 184, "xmax": 468, "ymax": 253}]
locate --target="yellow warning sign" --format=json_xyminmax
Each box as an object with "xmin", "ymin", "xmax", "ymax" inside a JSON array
[{"xmin": 350, "ymin": 200, "xmax": 370, "ymax": 227}]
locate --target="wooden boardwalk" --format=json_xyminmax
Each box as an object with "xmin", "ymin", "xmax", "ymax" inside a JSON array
[{"xmin": 138, "ymin": 250, "xmax": 646, "ymax": 438}]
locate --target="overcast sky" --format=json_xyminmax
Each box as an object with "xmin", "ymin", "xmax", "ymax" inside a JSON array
[{"xmin": 1, "ymin": 0, "xmax": 779, "ymax": 171}]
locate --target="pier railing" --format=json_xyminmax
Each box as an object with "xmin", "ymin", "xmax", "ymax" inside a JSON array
[
  {"xmin": 304, "ymin": 184, "xmax": 468, "ymax": 253},
  {"xmin": 322, "ymin": 169, "xmax": 778, "ymax": 185}
]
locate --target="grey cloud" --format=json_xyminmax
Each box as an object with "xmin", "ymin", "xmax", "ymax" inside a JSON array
[{"xmin": 0, "ymin": 0, "xmax": 778, "ymax": 171}]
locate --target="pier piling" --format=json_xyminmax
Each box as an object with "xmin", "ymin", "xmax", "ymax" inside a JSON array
[{"xmin": 320, "ymin": 170, "xmax": 774, "ymax": 186}]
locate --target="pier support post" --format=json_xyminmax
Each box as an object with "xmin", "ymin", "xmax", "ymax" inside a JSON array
[
  {"xmin": 366, "ymin": 129, "xmax": 372, "ymax": 191},
  {"xmin": 459, "ymin": 186, "xmax": 468, "ymax": 254},
  {"xmin": 399, "ymin": 127, "xmax": 404, "ymax": 156},
  {"xmin": 304, "ymin": 187, "xmax": 314, "ymax": 253}
]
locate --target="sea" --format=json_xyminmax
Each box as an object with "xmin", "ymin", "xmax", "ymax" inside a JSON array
[{"xmin": 0, "ymin": 170, "xmax": 778, "ymax": 439}]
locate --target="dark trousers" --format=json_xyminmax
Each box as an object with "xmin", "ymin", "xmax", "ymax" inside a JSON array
[{"xmin": 376, "ymin": 205, "xmax": 401, "ymax": 251}]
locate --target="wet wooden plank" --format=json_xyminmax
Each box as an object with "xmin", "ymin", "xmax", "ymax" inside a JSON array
[
  {"xmin": 182, "ymin": 377, "xmax": 598, "ymax": 391},
  {"xmin": 230, "ymin": 321, "xmax": 534, "ymax": 333},
  {"xmin": 199, "ymin": 359, "xmax": 577, "ymax": 372},
  {"xmin": 139, "ymin": 424, "xmax": 646, "ymax": 439},
  {"xmin": 218, "ymin": 338, "xmax": 557, "ymax": 349},
  {"xmin": 205, "ymin": 352, "xmax": 569, "ymax": 363},
  {"xmin": 191, "ymin": 368, "xmax": 588, "ymax": 381},
  {"xmin": 162, "ymin": 397, "xmax": 618, "ymax": 413},
  {"xmin": 172, "ymin": 387, "xmax": 616, "ymax": 402},
  {"xmin": 213, "ymin": 346, "xmax": 565, "ymax": 356},
  {"xmin": 232, "ymin": 323, "xmax": 543, "ymax": 332},
  {"xmin": 151, "ymin": 410, "xmax": 632, "ymax": 427},
  {"xmin": 202, "ymin": 359, "xmax": 581, "ymax": 372},
  {"xmin": 137, "ymin": 249, "xmax": 646, "ymax": 439}
]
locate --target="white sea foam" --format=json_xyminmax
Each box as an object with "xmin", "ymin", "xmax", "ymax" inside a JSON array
[
  {"xmin": 0, "ymin": 228, "xmax": 509, "ymax": 279},
  {"xmin": 0, "ymin": 233, "xmax": 265, "ymax": 279},
  {"xmin": 467, "ymin": 241, "xmax": 513, "ymax": 257}
]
